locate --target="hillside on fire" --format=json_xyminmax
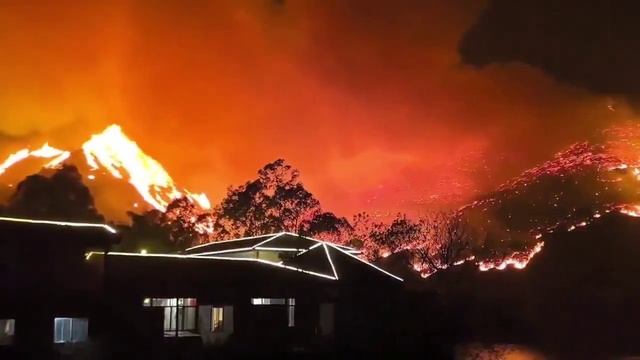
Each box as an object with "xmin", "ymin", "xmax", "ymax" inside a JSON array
[
  {"xmin": 3, "ymin": 123, "xmax": 640, "ymax": 282},
  {"xmin": 6, "ymin": 0, "xmax": 640, "ymax": 358},
  {"xmin": 4, "ymin": 135, "xmax": 640, "ymax": 356}
]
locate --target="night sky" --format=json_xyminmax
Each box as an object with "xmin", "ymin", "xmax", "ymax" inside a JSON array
[{"xmin": 0, "ymin": 0, "xmax": 637, "ymax": 218}]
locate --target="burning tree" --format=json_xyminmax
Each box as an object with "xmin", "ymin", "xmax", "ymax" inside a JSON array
[
  {"xmin": 413, "ymin": 212, "xmax": 472, "ymax": 273},
  {"xmin": 349, "ymin": 212, "xmax": 424, "ymax": 261},
  {"xmin": 161, "ymin": 197, "xmax": 215, "ymax": 247},
  {"xmin": 117, "ymin": 197, "xmax": 215, "ymax": 252}
]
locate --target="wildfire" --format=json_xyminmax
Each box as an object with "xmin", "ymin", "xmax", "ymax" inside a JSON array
[
  {"xmin": 0, "ymin": 143, "xmax": 70, "ymax": 175},
  {"xmin": 442, "ymin": 122, "xmax": 640, "ymax": 277},
  {"xmin": 478, "ymin": 241, "xmax": 544, "ymax": 271},
  {"xmin": 81, "ymin": 125, "xmax": 210, "ymax": 211},
  {"xmin": 0, "ymin": 124, "xmax": 210, "ymax": 213}
]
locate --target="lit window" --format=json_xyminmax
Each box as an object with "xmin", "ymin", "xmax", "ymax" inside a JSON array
[
  {"xmin": 250, "ymin": 298, "xmax": 286, "ymax": 305},
  {"xmin": 287, "ymin": 298, "xmax": 295, "ymax": 327},
  {"xmin": 0, "ymin": 319, "xmax": 15, "ymax": 345},
  {"xmin": 211, "ymin": 307, "xmax": 224, "ymax": 332},
  {"xmin": 143, "ymin": 298, "xmax": 197, "ymax": 336},
  {"xmin": 53, "ymin": 318, "xmax": 88, "ymax": 343}
]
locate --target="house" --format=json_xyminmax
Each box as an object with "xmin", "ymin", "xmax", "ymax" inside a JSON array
[
  {"xmin": 0, "ymin": 216, "xmax": 118, "ymax": 357},
  {"xmin": 0, "ymin": 217, "xmax": 405, "ymax": 357}
]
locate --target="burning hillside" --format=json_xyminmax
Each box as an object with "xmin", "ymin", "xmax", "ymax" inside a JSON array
[
  {"xmin": 449, "ymin": 122, "xmax": 640, "ymax": 275},
  {"xmin": 0, "ymin": 125, "xmax": 210, "ymax": 219},
  {"xmin": 4, "ymin": 121, "xmax": 640, "ymax": 279}
]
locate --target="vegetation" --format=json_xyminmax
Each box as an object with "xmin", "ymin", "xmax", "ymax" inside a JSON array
[{"xmin": 0, "ymin": 159, "xmax": 539, "ymax": 275}]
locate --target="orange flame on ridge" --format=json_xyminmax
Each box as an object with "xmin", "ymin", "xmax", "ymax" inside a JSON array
[
  {"xmin": 478, "ymin": 241, "xmax": 544, "ymax": 271},
  {"xmin": 0, "ymin": 124, "xmax": 209, "ymax": 214},
  {"xmin": 81, "ymin": 125, "xmax": 211, "ymax": 211},
  {"xmin": 0, "ymin": 143, "xmax": 70, "ymax": 175}
]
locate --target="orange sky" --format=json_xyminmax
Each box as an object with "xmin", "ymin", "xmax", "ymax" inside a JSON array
[{"xmin": 0, "ymin": 0, "xmax": 633, "ymax": 218}]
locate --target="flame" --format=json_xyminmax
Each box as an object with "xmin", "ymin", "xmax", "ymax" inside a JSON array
[
  {"xmin": 619, "ymin": 204, "xmax": 640, "ymax": 217},
  {"xmin": 185, "ymin": 190, "xmax": 211, "ymax": 210},
  {"xmin": 0, "ymin": 143, "xmax": 70, "ymax": 175},
  {"xmin": 0, "ymin": 124, "xmax": 210, "ymax": 214},
  {"xmin": 478, "ymin": 241, "xmax": 544, "ymax": 272},
  {"xmin": 82, "ymin": 125, "xmax": 210, "ymax": 212}
]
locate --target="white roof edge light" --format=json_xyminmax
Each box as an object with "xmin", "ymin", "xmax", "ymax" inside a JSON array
[
  {"xmin": 325, "ymin": 243, "xmax": 404, "ymax": 282},
  {"xmin": 185, "ymin": 232, "xmax": 284, "ymax": 251},
  {"xmin": 0, "ymin": 216, "xmax": 117, "ymax": 234},
  {"xmin": 87, "ymin": 251, "xmax": 338, "ymax": 281}
]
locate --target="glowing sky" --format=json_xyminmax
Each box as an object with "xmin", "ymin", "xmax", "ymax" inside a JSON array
[{"xmin": 0, "ymin": 0, "xmax": 634, "ymax": 218}]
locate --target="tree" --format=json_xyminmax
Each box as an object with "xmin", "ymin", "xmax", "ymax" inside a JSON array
[
  {"xmin": 117, "ymin": 209, "xmax": 173, "ymax": 253},
  {"xmin": 368, "ymin": 214, "xmax": 424, "ymax": 260},
  {"xmin": 414, "ymin": 212, "xmax": 472, "ymax": 273},
  {"xmin": 348, "ymin": 212, "xmax": 424, "ymax": 261},
  {"xmin": 212, "ymin": 159, "xmax": 323, "ymax": 238},
  {"xmin": 4, "ymin": 165, "xmax": 104, "ymax": 222},
  {"xmin": 161, "ymin": 197, "xmax": 214, "ymax": 248},
  {"xmin": 302, "ymin": 211, "xmax": 352, "ymax": 243},
  {"xmin": 117, "ymin": 197, "xmax": 216, "ymax": 252}
]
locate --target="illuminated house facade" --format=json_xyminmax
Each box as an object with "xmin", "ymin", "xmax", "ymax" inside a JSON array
[{"xmin": 0, "ymin": 218, "xmax": 405, "ymax": 357}]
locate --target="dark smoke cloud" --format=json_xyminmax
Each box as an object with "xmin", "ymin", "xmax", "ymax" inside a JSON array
[{"xmin": 461, "ymin": 0, "xmax": 640, "ymax": 102}]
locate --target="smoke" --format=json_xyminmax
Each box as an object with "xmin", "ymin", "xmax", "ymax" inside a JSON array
[{"xmin": 0, "ymin": 0, "xmax": 634, "ymax": 218}]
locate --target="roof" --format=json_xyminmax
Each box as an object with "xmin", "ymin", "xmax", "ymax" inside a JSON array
[
  {"xmin": 0, "ymin": 216, "xmax": 117, "ymax": 233},
  {"xmin": 285, "ymin": 242, "xmax": 403, "ymax": 282},
  {"xmin": 0, "ymin": 216, "xmax": 120, "ymax": 247},
  {"xmin": 182, "ymin": 234, "xmax": 277, "ymax": 255},
  {"xmin": 184, "ymin": 232, "xmax": 360, "ymax": 255},
  {"xmin": 100, "ymin": 232, "xmax": 402, "ymax": 283}
]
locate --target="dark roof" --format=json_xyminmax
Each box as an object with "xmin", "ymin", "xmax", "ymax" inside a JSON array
[
  {"xmin": 87, "ymin": 251, "xmax": 335, "ymax": 298},
  {"xmin": 185, "ymin": 232, "xmax": 360, "ymax": 255},
  {"xmin": 119, "ymin": 232, "xmax": 402, "ymax": 283},
  {"xmin": 284, "ymin": 243, "xmax": 403, "ymax": 282},
  {"xmin": 0, "ymin": 216, "xmax": 120, "ymax": 247},
  {"xmin": 183, "ymin": 234, "xmax": 277, "ymax": 254},
  {"xmin": 254, "ymin": 233, "xmax": 319, "ymax": 251},
  {"xmin": 286, "ymin": 243, "xmax": 337, "ymax": 279}
]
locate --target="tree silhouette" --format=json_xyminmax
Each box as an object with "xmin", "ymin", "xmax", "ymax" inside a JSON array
[
  {"xmin": 162, "ymin": 197, "xmax": 214, "ymax": 248},
  {"xmin": 3, "ymin": 165, "xmax": 104, "ymax": 222},
  {"xmin": 414, "ymin": 212, "xmax": 472, "ymax": 272},
  {"xmin": 302, "ymin": 211, "xmax": 352, "ymax": 243},
  {"xmin": 349, "ymin": 212, "xmax": 424, "ymax": 261},
  {"xmin": 212, "ymin": 159, "xmax": 325, "ymax": 239},
  {"xmin": 117, "ymin": 209, "xmax": 173, "ymax": 252}
]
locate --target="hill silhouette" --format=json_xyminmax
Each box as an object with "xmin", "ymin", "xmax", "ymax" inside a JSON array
[{"xmin": 425, "ymin": 212, "xmax": 640, "ymax": 357}]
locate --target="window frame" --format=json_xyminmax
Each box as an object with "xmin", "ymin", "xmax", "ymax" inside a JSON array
[
  {"xmin": 250, "ymin": 298, "xmax": 286, "ymax": 305},
  {"xmin": 250, "ymin": 298, "xmax": 295, "ymax": 327},
  {"xmin": 0, "ymin": 319, "xmax": 15, "ymax": 346},
  {"xmin": 211, "ymin": 307, "xmax": 224, "ymax": 333},
  {"xmin": 143, "ymin": 298, "xmax": 198, "ymax": 337},
  {"xmin": 53, "ymin": 317, "xmax": 88, "ymax": 344},
  {"xmin": 287, "ymin": 298, "xmax": 295, "ymax": 327}
]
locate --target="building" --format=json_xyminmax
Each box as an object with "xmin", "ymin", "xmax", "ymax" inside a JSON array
[
  {"xmin": 0, "ymin": 217, "xmax": 405, "ymax": 357},
  {"xmin": 0, "ymin": 216, "xmax": 118, "ymax": 357}
]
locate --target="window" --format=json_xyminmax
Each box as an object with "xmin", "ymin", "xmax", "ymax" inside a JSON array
[
  {"xmin": 287, "ymin": 298, "xmax": 295, "ymax": 327},
  {"xmin": 211, "ymin": 307, "xmax": 224, "ymax": 332},
  {"xmin": 251, "ymin": 298, "xmax": 286, "ymax": 305},
  {"xmin": 250, "ymin": 298, "xmax": 295, "ymax": 327},
  {"xmin": 143, "ymin": 298, "xmax": 197, "ymax": 336},
  {"xmin": 0, "ymin": 319, "xmax": 15, "ymax": 345},
  {"xmin": 53, "ymin": 318, "xmax": 88, "ymax": 343}
]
